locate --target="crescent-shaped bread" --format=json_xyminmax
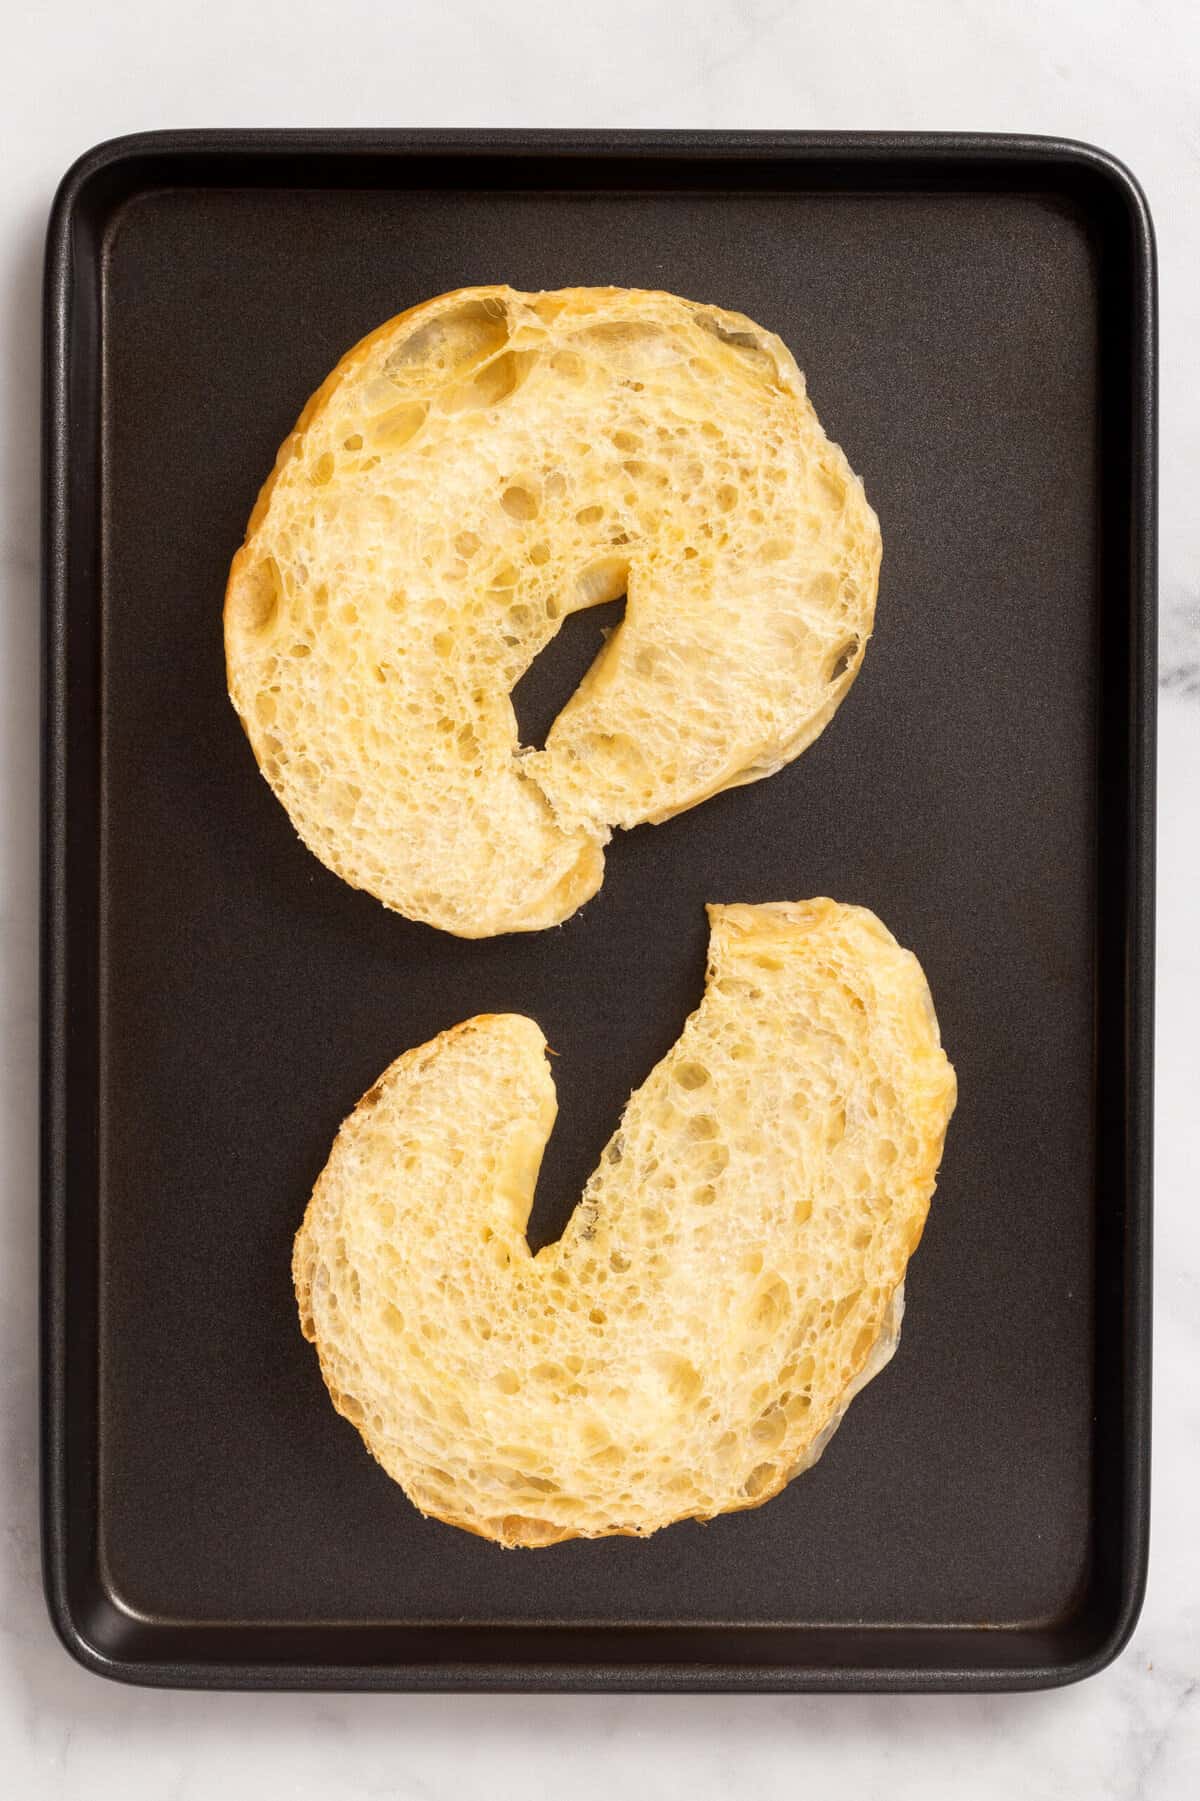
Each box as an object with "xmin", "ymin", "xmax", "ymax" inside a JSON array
[
  {"xmin": 226, "ymin": 288, "xmax": 881, "ymax": 937},
  {"xmin": 294, "ymin": 900, "xmax": 955, "ymax": 1545}
]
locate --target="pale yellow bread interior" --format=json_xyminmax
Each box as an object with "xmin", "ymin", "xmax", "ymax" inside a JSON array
[
  {"xmin": 294, "ymin": 899, "xmax": 956, "ymax": 1546},
  {"xmin": 226, "ymin": 287, "xmax": 881, "ymax": 937}
]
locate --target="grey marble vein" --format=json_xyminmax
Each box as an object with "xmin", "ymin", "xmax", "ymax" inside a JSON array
[{"xmin": 1160, "ymin": 587, "xmax": 1200, "ymax": 699}]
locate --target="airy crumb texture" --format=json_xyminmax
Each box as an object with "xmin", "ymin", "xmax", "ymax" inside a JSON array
[
  {"xmin": 225, "ymin": 287, "xmax": 881, "ymax": 937},
  {"xmin": 294, "ymin": 900, "xmax": 956, "ymax": 1546}
]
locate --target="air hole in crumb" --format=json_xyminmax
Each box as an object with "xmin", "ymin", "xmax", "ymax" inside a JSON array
[
  {"xmin": 833, "ymin": 1289, "xmax": 862, "ymax": 1327},
  {"xmin": 749, "ymin": 1277, "xmax": 789, "ymax": 1336},
  {"xmin": 444, "ymin": 350, "xmax": 529, "ymax": 412},
  {"xmin": 371, "ymin": 400, "xmax": 427, "ymax": 450},
  {"xmin": 384, "ymin": 299, "xmax": 509, "ymax": 384},
  {"xmin": 501, "ymin": 485, "xmax": 538, "ymax": 520},
  {"xmin": 674, "ymin": 1061, "xmax": 710, "ymax": 1091},
  {"xmin": 235, "ymin": 557, "xmax": 281, "ymax": 634},
  {"xmin": 697, "ymin": 1144, "xmax": 730, "ymax": 1180},
  {"xmin": 743, "ymin": 1462, "xmax": 777, "ymax": 1498},
  {"xmin": 652, "ymin": 1352, "xmax": 702, "ymax": 1403},
  {"xmin": 752, "ymin": 1407, "xmax": 787, "ymax": 1450}
]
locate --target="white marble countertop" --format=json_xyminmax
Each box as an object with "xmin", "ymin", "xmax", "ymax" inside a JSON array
[{"xmin": 2, "ymin": 2, "xmax": 1197, "ymax": 1795}]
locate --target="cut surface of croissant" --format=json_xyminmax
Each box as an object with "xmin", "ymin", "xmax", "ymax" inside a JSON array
[
  {"xmin": 294, "ymin": 900, "xmax": 956, "ymax": 1546},
  {"xmin": 226, "ymin": 287, "xmax": 881, "ymax": 937}
]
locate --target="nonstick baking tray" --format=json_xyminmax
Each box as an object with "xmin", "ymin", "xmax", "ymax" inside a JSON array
[{"xmin": 42, "ymin": 131, "xmax": 1155, "ymax": 1691}]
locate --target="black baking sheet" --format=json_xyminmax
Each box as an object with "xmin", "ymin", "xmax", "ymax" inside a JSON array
[{"xmin": 41, "ymin": 131, "xmax": 1154, "ymax": 1691}]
